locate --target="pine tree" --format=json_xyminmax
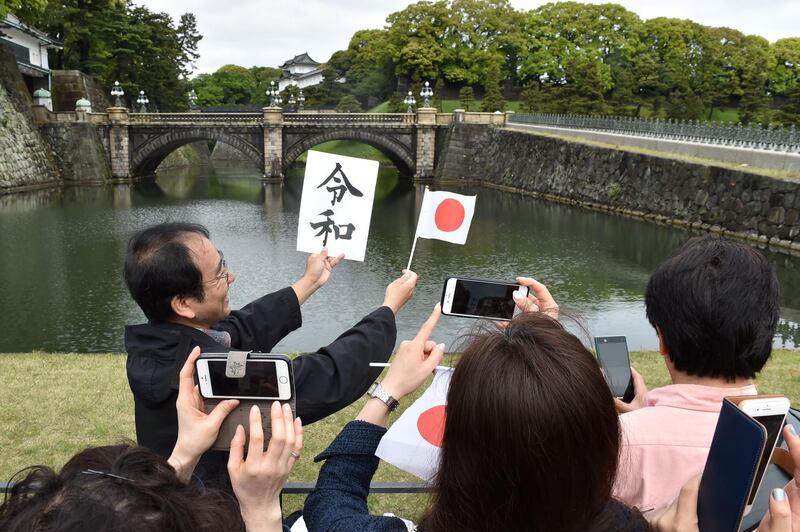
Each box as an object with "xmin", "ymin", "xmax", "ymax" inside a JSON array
[
  {"xmin": 458, "ymin": 86, "xmax": 474, "ymax": 111},
  {"xmin": 433, "ymin": 78, "xmax": 445, "ymax": 111},
  {"xmin": 481, "ymin": 62, "xmax": 505, "ymax": 112},
  {"xmin": 387, "ymin": 91, "xmax": 404, "ymax": 113}
]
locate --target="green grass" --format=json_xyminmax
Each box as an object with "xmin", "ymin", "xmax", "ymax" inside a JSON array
[
  {"xmin": 368, "ymin": 99, "xmax": 522, "ymax": 113},
  {"xmin": 2, "ymin": 350, "xmax": 800, "ymax": 519},
  {"xmin": 295, "ymin": 140, "xmax": 392, "ymax": 164}
]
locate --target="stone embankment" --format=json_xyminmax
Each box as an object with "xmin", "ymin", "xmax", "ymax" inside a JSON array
[
  {"xmin": 0, "ymin": 48, "xmax": 60, "ymax": 191},
  {"xmin": 157, "ymin": 141, "xmax": 211, "ymax": 169},
  {"xmin": 436, "ymin": 124, "xmax": 800, "ymax": 250}
]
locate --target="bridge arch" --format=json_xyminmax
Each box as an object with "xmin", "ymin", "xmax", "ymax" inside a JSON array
[
  {"xmin": 130, "ymin": 129, "xmax": 263, "ymax": 176},
  {"xmin": 283, "ymin": 129, "xmax": 416, "ymax": 177}
]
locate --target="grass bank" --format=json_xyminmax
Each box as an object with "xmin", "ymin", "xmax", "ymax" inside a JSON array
[{"xmin": 2, "ymin": 350, "xmax": 799, "ymax": 518}]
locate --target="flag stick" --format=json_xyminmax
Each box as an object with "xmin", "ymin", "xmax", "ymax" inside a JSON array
[
  {"xmin": 406, "ymin": 185, "xmax": 429, "ymax": 272},
  {"xmin": 406, "ymin": 235, "xmax": 419, "ymax": 271}
]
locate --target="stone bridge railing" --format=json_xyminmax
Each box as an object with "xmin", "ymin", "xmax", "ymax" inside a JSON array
[
  {"xmin": 283, "ymin": 113, "xmax": 415, "ymax": 125},
  {"xmin": 509, "ymin": 112, "xmax": 800, "ymax": 153},
  {"xmin": 128, "ymin": 113, "xmax": 263, "ymax": 126}
]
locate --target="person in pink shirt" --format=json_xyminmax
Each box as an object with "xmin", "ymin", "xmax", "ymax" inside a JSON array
[{"xmin": 610, "ymin": 236, "xmax": 780, "ymax": 514}]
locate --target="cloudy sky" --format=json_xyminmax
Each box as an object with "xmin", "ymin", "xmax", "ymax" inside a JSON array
[{"xmin": 138, "ymin": 0, "xmax": 799, "ymax": 75}]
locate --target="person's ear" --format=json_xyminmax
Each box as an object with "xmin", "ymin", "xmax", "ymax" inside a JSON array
[
  {"xmin": 656, "ymin": 327, "xmax": 670, "ymax": 361},
  {"xmin": 171, "ymin": 295, "xmax": 197, "ymax": 320}
]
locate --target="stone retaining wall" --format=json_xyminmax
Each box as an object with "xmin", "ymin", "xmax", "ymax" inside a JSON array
[
  {"xmin": 0, "ymin": 47, "xmax": 60, "ymax": 191},
  {"xmin": 157, "ymin": 141, "xmax": 211, "ymax": 169},
  {"xmin": 435, "ymin": 124, "xmax": 800, "ymax": 250},
  {"xmin": 39, "ymin": 123, "xmax": 111, "ymax": 183}
]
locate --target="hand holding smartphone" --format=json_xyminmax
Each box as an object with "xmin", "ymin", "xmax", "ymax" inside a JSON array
[
  {"xmin": 196, "ymin": 357, "xmax": 292, "ymax": 400},
  {"xmin": 195, "ymin": 353, "xmax": 295, "ymax": 450},
  {"xmin": 441, "ymin": 277, "xmax": 528, "ymax": 321},
  {"xmin": 594, "ymin": 336, "xmax": 635, "ymax": 403},
  {"xmin": 698, "ymin": 395, "xmax": 790, "ymax": 532}
]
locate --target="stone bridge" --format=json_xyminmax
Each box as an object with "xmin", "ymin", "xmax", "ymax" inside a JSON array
[{"xmin": 100, "ymin": 107, "xmax": 462, "ymax": 180}]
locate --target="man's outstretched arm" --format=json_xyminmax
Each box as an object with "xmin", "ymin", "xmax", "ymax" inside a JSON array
[{"xmin": 292, "ymin": 271, "xmax": 417, "ymax": 425}]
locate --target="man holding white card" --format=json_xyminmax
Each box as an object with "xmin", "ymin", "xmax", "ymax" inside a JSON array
[{"xmin": 124, "ymin": 221, "xmax": 418, "ymax": 483}]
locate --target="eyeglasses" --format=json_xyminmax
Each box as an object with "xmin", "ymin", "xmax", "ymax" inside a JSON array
[{"xmin": 204, "ymin": 251, "xmax": 230, "ymax": 285}]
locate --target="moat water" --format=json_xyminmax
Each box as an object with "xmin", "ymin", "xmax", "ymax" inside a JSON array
[{"xmin": 2, "ymin": 161, "xmax": 800, "ymax": 353}]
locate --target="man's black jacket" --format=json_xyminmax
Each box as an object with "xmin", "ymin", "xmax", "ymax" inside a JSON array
[{"xmin": 125, "ymin": 286, "xmax": 395, "ymax": 480}]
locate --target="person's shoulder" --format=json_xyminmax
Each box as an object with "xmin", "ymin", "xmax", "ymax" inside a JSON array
[{"xmin": 589, "ymin": 500, "xmax": 649, "ymax": 532}]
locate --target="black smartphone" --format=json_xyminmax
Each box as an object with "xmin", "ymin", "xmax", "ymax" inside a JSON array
[
  {"xmin": 698, "ymin": 398, "xmax": 768, "ymax": 532},
  {"xmin": 594, "ymin": 336, "xmax": 635, "ymax": 403},
  {"xmin": 440, "ymin": 277, "xmax": 528, "ymax": 321}
]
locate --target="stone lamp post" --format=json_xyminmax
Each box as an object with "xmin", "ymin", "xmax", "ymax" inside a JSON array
[
  {"xmin": 404, "ymin": 91, "xmax": 416, "ymax": 113},
  {"xmin": 188, "ymin": 89, "xmax": 198, "ymax": 111},
  {"xmin": 267, "ymin": 81, "xmax": 282, "ymax": 108},
  {"xmin": 136, "ymin": 90, "xmax": 149, "ymax": 113},
  {"xmin": 110, "ymin": 81, "xmax": 125, "ymax": 108},
  {"xmin": 420, "ymin": 81, "xmax": 433, "ymax": 108}
]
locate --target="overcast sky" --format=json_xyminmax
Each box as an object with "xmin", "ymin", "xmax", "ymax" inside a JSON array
[{"xmin": 138, "ymin": 0, "xmax": 799, "ymax": 75}]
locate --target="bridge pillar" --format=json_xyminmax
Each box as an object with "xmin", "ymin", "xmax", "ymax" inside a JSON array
[
  {"xmin": 263, "ymin": 107, "xmax": 283, "ymax": 180},
  {"xmin": 107, "ymin": 107, "xmax": 130, "ymax": 179},
  {"xmin": 415, "ymin": 107, "xmax": 437, "ymax": 181}
]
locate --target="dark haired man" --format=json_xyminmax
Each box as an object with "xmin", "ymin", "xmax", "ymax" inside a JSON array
[
  {"xmin": 613, "ymin": 236, "xmax": 780, "ymax": 512},
  {"xmin": 123, "ymin": 222, "xmax": 416, "ymax": 480}
]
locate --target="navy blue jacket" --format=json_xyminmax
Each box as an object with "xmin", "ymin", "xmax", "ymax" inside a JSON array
[
  {"xmin": 305, "ymin": 422, "xmax": 650, "ymax": 532},
  {"xmin": 305, "ymin": 421, "xmax": 409, "ymax": 532},
  {"xmin": 125, "ymin": 287, "xmax": 397, "ymax": 483}
]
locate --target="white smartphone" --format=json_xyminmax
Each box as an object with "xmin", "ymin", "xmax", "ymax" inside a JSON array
[
  {"xmin": 196, "ymin": 358, "xmax": 292, "ymax": 400},
  {"xmin": 738, "ymin": 396, "xmax": 791, "ymax": 515},
  {"xmin": 441, "ymin": 277, "xmax": 528, "ymax": 321}
]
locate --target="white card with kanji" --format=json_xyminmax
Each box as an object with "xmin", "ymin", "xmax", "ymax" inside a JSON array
[{"xmin": 296, "ymin": 150, "xmax": 379, "ymax": 262}]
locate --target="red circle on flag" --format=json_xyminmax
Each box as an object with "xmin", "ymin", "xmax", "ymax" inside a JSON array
[
  {"xmin": 434, "ymin": 199, "xmax": 465, "ymax": 232},
  {"xmin": 417, "ymin": 405, "xmax": 446, "ymax": 447}
]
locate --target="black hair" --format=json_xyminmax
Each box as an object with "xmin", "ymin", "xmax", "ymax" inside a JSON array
[
  {"xmin": 123, "ymin": 222, "xmax": 210, "ymax": 321},
  {"xmin": 645, "ymin": 236, "xmax": 780, "ymax": 380},
  {"xmin": 0, "ymin": 445, "xmax": 245, "ymax": 532}
]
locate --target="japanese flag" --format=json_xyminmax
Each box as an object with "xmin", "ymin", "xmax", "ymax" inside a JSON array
[
  {"xmin": 375, "ymin": 369, "xmax": 451, "ymax": 481},
  {"xmin": 414, "ymin": 189, "xmax": 476, "ymax": 245}
]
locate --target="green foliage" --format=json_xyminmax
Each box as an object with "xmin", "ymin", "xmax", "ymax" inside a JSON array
[
  {"xmin": 386, "ymin": 91, "xmax": 404, "ymax": 113},
  {"xmin": 481, "ymin": 61, "xmax": 505, "ymax": 112},
  {"xmin": 432, "ymin": 78, "xmax": 444, "ymax": 111},
  {"xmin": 28, "ymin": 1, "xmax": 200, "ymax": 111},
  {"xmin": 189, "ymin": 65, "xmax": 280, "ymax": 108},
  {"xmin": 458, "ymin": 86, "xmax": 474, "ymax": 111},
  {"xmin": 335, "ymin": 94, "xmax": 363, "ymax": 113},
  {"xmin": 1, "ymin": 0, "xmax": 47, "ymax": 22}
]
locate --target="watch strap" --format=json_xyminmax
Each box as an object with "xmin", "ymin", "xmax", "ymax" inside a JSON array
[{"xmin": 367, "ymin": 381, "xmax": 399, "ymax": 412}]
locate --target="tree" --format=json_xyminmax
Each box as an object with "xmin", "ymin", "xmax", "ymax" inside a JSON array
[
  {"xmin": 336, "ymin": 94, "xmax": 363, "ymax": 113},
  {"xmin": 176, "ymin": 13, "xmax": 201, "ymax": 79},
  {"xmin": 458, "ymin": 86, "xmax": 474, "ymax": 111},
  {"xmin": 738, "ymin": 35, "xmax": 773, "ymax": 125},
  {"xmin": 770, "ymin": 38, "xmax": 800, "ymax": 125},
  {"xmin": 481, "ymin": 62, "xmax": 505, "ymax": 112},
  {"xmin": 387, "ymin": 91, "xmax": 404, "ymax": 113},
  {"xmin": 209, "ymin": 65, "xmax": 256, "ymax": 105},
  {"xmin": 1, "ymin": 0, "xmax": 47, "ymax": 23},
  {"xmin": 433, "ymin": 78, "xmax": 444, "ymax": 111}
]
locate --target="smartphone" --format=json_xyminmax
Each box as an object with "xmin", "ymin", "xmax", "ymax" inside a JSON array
[
  {"xmin": 738, "ymin": 396, "xmax": 791, "ymax": 515},
  {"xmin": 196, "ymin": 358, "xmax": 292, "ymax": 400},
  {"xmin": 440, "ymin": 277, "xmax": 528, "ymax": 321},
  {"xmin": 594, "ymin": 336, "xmax": 634, "ymax": 403},
  {"xmin": 698, "ymin": 398, "xmax": 768, "ymax": 532}
]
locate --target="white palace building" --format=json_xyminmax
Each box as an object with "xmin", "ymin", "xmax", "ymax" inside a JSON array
[
  {"xmin": 0, "ymin": 14, "xmax": 62, "ymax": 93},
  {"xmin": 277, "ymin": 52, "xmax": 345, "ymax": 92}
]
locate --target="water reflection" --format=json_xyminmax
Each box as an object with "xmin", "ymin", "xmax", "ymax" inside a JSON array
[{"xmin": 0, "ymin": 161, "xmax": 799, "ymax": 353}]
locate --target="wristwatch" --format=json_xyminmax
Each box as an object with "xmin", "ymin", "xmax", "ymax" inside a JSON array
[{"xmin": 367, "ymin": 382, "xmax": 399, "ymax": 412}]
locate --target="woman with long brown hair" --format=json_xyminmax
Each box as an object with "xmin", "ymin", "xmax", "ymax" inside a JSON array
[{"xmin": 304, "ymin": 281, "xmax": 797, "ymax": 531}]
